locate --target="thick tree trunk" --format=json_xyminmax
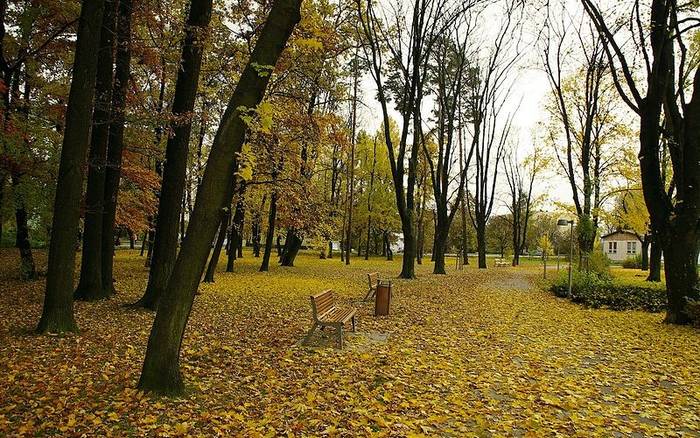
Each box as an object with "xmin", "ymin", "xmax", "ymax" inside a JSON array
[
  {"xmin": 280, "ymin": 229, "xmax": 302, "ymax": 267},
  {"xmin": 136, "ymin": 0, "xmax": 213, "ymax": 309},
  {"xmin": 12, "ymin": 173, "xmax": 37, "ymax": 280},
  {"xmin": 101, "ymin": 0, "xmax": 132, "ymax": 296},
  {"xmin": 138, "ymin": 0, "xmax": 300, "ymax": 395},
  {"xmin": 203, "ymin": 210, "xmax": 230, "ymax": 283},
  {"xmin": 260, "ymin": 191, "xmax": 277, "ymax": 272},
  {"xmin": 432, "ymin": 225, "xmax": 448, "ymax": 275},
  {"xmin": 74, "ymin": 0, "xmax": 117, "ymax": 301},
  {"xmin": 662, "ymin": 224, "xmax": 698, "ymax": 324},
  {"xmin": 641, "ymin": 237, "xmax": 650, "ymax": 271},
  {"xmin": 37, "ymin": 0, "xmax": 106, "ymax": 334}
]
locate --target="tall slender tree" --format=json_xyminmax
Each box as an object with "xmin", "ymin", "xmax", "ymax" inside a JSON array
[
  {"xmin": 135, "ymin": 0, "xmax": 214, "ymax": 310},
  {"xmin": 74, "ymin": 0, "xmax": 117, "ymax": 301},
  {"xmin": 37, "ymin": 0, "xmax": 106, "ymax": 334},
  {"xmin": 101, "ymin": 0, "xmax": 133, "ymax": 295}
]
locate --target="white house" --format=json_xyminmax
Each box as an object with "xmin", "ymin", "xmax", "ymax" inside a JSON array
[{"xmin": 600, "ymin": 230, "xmax": 644, "ymax": 262}]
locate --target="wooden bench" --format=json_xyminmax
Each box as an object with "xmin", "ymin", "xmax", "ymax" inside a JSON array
[
  {"xmin": 494, "ymin": 258, "xmax": 509, "ymax": 267},
  {"xmin": 363, "ymin": 272, "xmax": 379, "ymax": 301},
  {"xmin": 303, "ymin": 290, "xmax": 356, "ymax": 348}
]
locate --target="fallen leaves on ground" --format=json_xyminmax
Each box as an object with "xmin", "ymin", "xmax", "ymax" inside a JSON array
[{"xmin": 0, "ymin": 249, "xmax": 698, "ymax": 436}]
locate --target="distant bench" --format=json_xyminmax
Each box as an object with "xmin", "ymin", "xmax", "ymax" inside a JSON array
[
  {"xmin": 304, "ymin": 290, "xmax": 356, "ymax": 348},
  {"xmin": 494, "ymin": 258, "xmax": 509, "ymax": 267}
]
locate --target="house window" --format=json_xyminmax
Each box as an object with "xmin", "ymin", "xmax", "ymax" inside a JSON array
[
  {"xmin": 627, "ymin": 241, "xmax": 637, "ymax": 254},
  {"xmin": 607, "ymin": 241, "xmax": 617, "ymax": 254}
]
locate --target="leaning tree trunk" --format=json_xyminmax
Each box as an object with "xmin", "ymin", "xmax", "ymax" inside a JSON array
[
  {"xmin": 280, "ymin": 229, "xmax": 302, "ymax": 267},
  {"xmin": 203, "ymin": 210, "xmax": 230, "ymax": 283},
  {"xmin": 260, "ymin": 191, "xmax": 277, "ymax": 272},
  {"xmin": 74, "ymin": 0, "xmax": 117, "ymax": 301},
  {"xmin": 12, "ymin": 173, "xmax": 37, "ymax": 280},
  {"xmin": 37, "ymin": 0, "xmax": 106, "ymax": 334},
  {"xmin": 136, "ymin": 0, "xmax": 214, "ymax": 309},
  {"xmin": 138, "ymin": 0, "xmax": 301, "ymax": 395},
  {"xmin": 101, "ymin": 0, "xmax": 133, "ymax": 296}
]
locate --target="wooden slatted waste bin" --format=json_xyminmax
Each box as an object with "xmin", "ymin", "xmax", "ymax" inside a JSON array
[{"xmin": 374, "ymin": 280, "xmax": 392, "ymax": 316}]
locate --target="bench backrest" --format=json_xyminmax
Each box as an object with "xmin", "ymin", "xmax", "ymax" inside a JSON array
[
  {"xmin": 310, "ymin": 289, "xmax": 335, "ymax": 319},
  {"xmin": 368, "ymin": 272, "xmax": 379, "ymax": 288}
]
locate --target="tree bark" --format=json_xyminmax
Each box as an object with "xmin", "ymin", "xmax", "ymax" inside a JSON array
[
  {"xmin": 37, "ymin": 0, "xmax": 106, "ymax": 334},
  {"xmin": 641, "ymin": 237, "xmax": 650, "ymax": 271},
  {"xmin": 203, "ymin": 209, "xmax": 230, "ymax": 283},
  {"xmin": 476, "ymin": 216, "xmax": 487, "ymax": 269},
  {"xmin": 136, "ymin": 0, "xmax": 213, "ymax": 309},
  {"xmin": 74, "ymin": 0, "xmax": 117, "ymax": 301},
  {"xmin": 260, "ymin": 191, "xmax": 277, "ymax": 272},
  {"xmin": 138, "ymin": 0, "xmax": 301, "ymax": 395},
  {"xmin": 101, "ymin": 0, "xmax": 132, "ymax": 296},
  {"xmin": 226, "ymin": 191, "xmax": 245, "ymax": 272},
  {"xmin": 280, "ymin": 228, "xmax": 302, "ymax": 267},
  {"xmin": 647, "ymin": 240, "xmax": 662, "ymax": 282}
]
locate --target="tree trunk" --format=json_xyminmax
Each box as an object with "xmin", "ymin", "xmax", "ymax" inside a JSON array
[
  {"xmin": 12, "ymin": 173, "xmax": 37, "ymax": 280},
  {"xmin": 662, "ymin": 223, "xmax": 698, "ymax": 324},
  {"xmin": 432, "ymin": 225, "xmax": 448, "ymax": 275},
  {"xmin": 400, "ymin": 218, "xmax": 415, "ymax": 277},
  {"xmin": 647, "ymin": 239, "xmax": 662, "ymax": 282},
  {"xmin": 276, "ymin": 234, "xmax": 282, "ymax": 256},
  {"xmin": 384, "ymin": 230, "xmax": 393, "ymax": 261},
  {"xmin": 641, "ymin": 237, "xmax": 650, "ymax": 271},
  {"xmin": 203, "ymin": 210, "xmax": 230, "ymax": 283},
  {"xmin": 136, "ymin": 0, "xmax": 213, "ymax": 309},
  {"xmin": 280, "ymin": 229, "xmax": 302, "ymax": 267},
  {"xmin": 129, "ymin": 230, "xmax": 135, "ymax": 249},
  {"xmin": 38, "ymin": 0, "xmax": 106, "ymax": 334},
  {"xmin": 476, "ymin": 217, "xmax": 487, "ymax": 269},
  {"xmin": 74, "ymin": 0, "xmax": 117, "ymax": 301},
  {"xmin": 260, "ymin": 191, "xmax": 277, "ymax": 272},
  {"xmin": 138, "ymin": 0, "xmax": 300, "ymax": 395},
  {"xmin": 101, "ymin": 0, "xmax": 132, "ymax": 296},
  {"xmin": 227, "ymin": 193, "xmax": 245, "ymax": 272}
]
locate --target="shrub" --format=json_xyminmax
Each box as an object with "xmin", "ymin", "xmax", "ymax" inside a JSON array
[
  {"xmin": 586, "ymin": 250, "xmax": 611, "ymax": 279},
  {"xmin": 549, "ymin": 270, "xmax": 666, "ymax": 312},
  {"xmin": 622, "ymin": 255, "xmax": 643, "ymax": 269}
]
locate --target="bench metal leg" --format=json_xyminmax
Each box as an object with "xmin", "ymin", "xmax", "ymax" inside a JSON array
[
  {"xmin": 302, "ymin": 322, "xmax": 318, "ymax": 345},
  {"xmin": 363, "ymin": 288, "xmax": 375, "ymax": 302}
]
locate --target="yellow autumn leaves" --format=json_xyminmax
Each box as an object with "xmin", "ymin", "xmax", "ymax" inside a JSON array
[{"xmin": 0, "ymin": 249, "xmax": 698, "ymax": 436}]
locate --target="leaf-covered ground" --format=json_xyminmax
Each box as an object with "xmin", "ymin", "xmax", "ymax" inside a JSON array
[{"xmin": 0, "ymin": 249, "xmax": 698, "ymax": 436}]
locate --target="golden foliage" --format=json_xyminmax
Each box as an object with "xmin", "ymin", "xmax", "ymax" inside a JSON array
[{"xmin": 0, "ymin": 250, "xmax": 698, "ymax": 436}]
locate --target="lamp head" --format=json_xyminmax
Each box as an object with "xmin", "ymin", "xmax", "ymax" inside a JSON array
[{"xmin": 557, "ymin": 219, "xmax": 573, "ymax": 226}]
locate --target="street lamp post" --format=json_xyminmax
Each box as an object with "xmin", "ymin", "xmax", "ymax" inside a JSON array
[{"xmin": 557, "ymin": 219, "xmax": 575, "ymax": 297}]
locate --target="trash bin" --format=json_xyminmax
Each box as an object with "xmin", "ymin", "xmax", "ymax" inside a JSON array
[{"xmin": 374, "ymin": 280, "xmax": 392, "ymax": 316}]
